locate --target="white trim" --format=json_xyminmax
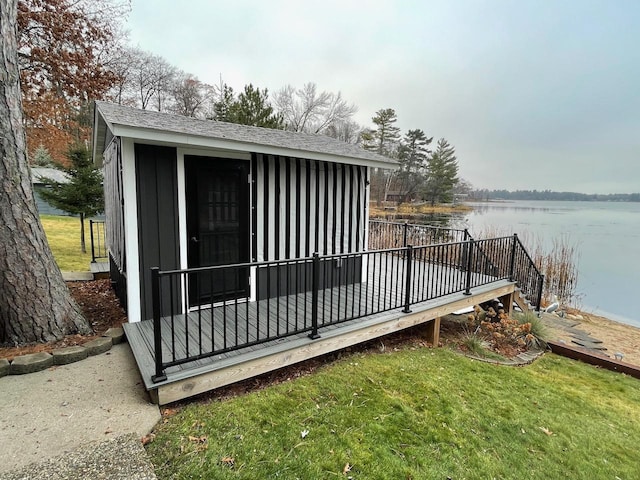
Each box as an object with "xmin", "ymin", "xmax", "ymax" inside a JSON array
[
  {"xmin": 176, "ymin": 150, "xmax": 188, "ymax": 314},
  {"xmin": 178, "ymin": 146, "xmax": 251, "ymax": 161},
  {"xmin": 110, "ymin": 124, "xmax": 398, "ymax": 170},
  {"xmin": 362, "ymin": 167, "xmax": 371, "ymax": 279},
  {"xmin": 177, "ymin": 150, "xmax": 254, "ymax": 307},
  {"xmin": 121, "ymin": 138, "xmax": 142, "ymax": 323}
]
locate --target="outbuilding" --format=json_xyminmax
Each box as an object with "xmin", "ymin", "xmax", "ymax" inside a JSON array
[{"xmin": 92, "ymin": 101, "xmax": 397, "ymax": 322}]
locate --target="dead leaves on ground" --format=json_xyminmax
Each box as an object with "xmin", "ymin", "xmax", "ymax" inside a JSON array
[{"xmin": 220, "ymin": 456, "xmax": 235, "ymax": 468}]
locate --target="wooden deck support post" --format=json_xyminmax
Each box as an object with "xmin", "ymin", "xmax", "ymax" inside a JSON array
[
  {"xmin": 499, "ymin": 293, "xmax": 513, "ymax": 316},
  {"xmin": 424, "ymin": 316, "xmax": 441, "ymax": 347}
]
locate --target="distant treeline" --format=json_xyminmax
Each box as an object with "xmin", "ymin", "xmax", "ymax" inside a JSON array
[{"xmin": 470, "ymin": 189, "xmax": 640, "ymax": 202}]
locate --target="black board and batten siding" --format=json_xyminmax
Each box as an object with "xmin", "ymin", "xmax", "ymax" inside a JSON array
[
  {"xmin": 102, "ymin": 137, "xmax": 127, "ymax": 308},
  {"xmin": 135, "ymin": 144, "xmax": 181, "ymax": 320},
  {"xmin": 251, "ymin": 153, "xmax": 368, "ymax": 298}
]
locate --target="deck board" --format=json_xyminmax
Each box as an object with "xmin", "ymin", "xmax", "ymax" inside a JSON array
[{"xmin": 124, "ymin": 255, "xmax": 513, "ymax": 401}]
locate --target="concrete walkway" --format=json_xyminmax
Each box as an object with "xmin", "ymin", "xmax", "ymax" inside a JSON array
[{"xmin": 0, "ymin": 343, "xmax": 161, "ymax": 478}]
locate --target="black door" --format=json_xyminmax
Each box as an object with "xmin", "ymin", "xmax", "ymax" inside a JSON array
[{"xmin": 185, "ymin": 156, "xmax": 250, "ymax": 305}]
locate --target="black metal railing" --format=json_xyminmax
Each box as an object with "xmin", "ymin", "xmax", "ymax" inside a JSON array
[
  {"xmin": 368, "ymin": 219, "xmax": 469, "ymax": 250},
  {"xmin": 149, "ymin": 233, "xmax": 543, "ymax": 382},
  {"xmin": 510, "ymin": 234, "xmax": 545, "ymax": 310},
  {"xmin": 89, "ymin": 220, "xmax": 107, "ymax": 263}
]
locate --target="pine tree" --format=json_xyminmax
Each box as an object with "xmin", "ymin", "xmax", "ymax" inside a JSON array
[
  {"xmin": 211, "ymin": 83, "xmax": 236, "ymax": 121},
  {"xmin": 39, "ymin": 145, "xmax": 104, "ymax": 253},
  {"xmin": 1, "ymin": 0, "xmax": 90, "ymax": 344},
  {"xmin": 31, "ymin": 144, "xmax": 53, "ymax": 166},
  {"xmin": 424, "ymin": 138, "xmax": 459, "ymax": 205},
  {"xmin": 364, "ymin": 108, "xmax": 401, "ymax": 204},
  {"xmin": 396, "ymin": 129, "xmax": 432, "ymax": 204},
  {"xmin": 227, "ymin": 84, "xmax": 283, "ymax": 128}
]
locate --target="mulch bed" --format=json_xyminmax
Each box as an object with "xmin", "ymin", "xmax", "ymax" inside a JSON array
[{"xmin": 0, "ymin": 279, "xmax": 126, "ymax": 361}]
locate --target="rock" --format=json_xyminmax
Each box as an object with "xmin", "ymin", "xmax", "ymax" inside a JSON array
[
  {"xmin": 103, "ymin": 327, "xmax": 125, "ymax": 345},
  {"xmin": 0, "ymin": 359, "xmax": 9, "ymax": 377},
  {"xmin": 9, "ymin": 352, "xmax": 54, "ymax": 375},
  {"xmin": 83, "ymin": 337, "xmax": 113, "ymax": 356},
  {"xmin": 53, "ymin": 346, "xmax": 88, "ymax": 365}
]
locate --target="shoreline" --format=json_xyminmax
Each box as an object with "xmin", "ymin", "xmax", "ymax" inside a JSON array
[{"xmin": 543, "ymin": 308, "xmax": 640, "ymax": 367}]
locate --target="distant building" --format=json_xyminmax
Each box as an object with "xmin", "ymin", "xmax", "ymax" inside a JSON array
[{"xmin": 30, "ymin": 167, "xmax": 72, "ymax": 216}]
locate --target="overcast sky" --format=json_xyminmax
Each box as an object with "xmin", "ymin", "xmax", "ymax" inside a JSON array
[{"xmin": 125, "ymin": 0, "xmax": 639, "ymax": 194}]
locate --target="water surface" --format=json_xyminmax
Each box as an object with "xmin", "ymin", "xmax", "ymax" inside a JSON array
[{"xmin": 459, "ymin": 201, "xmax": 640, "ymax": 328}]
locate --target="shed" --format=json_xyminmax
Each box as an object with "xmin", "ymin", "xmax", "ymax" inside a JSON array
[
  {"xmin": 92, "ymin": 101, "xmax": 397, "ymax": 323},
  {"xmin": 30, "ymin": 167, "xmax": 71, "ymax": 216}
]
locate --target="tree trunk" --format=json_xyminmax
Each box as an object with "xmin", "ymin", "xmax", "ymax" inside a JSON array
[{"xmin": 0, "ymin": 0, "xmax": 90, "ymax": 345}]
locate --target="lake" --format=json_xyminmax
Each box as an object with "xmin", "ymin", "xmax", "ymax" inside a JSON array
[{"xmin": 456, "ymin": 201, "xmax": 640, "ymax": 328}]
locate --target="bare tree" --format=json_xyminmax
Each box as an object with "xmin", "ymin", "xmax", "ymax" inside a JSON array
[
  {"xmin": 106, "ymin": 45, "xmax": 138, "ymax": 106},
  {"xmin": 1, "ymin": 0, "xmax": 90, "ymax": 344},
  {"xmin": 170, "ymin": 72, "xmax": 211, "ymax": 118},
  {"xmin": 152, "ymin": 55, "xmax": 176, "ymax": 112},
  {"xmin": 325, "ymin": 119, "xmax": 363, "ymax": 144},
  {"xmin": 126, "ymin": 48, "xmax": 176, "ymax": 111},
  {"xmin": 273, "ymin": 82, "xmax": 357, "ymax": 134}
]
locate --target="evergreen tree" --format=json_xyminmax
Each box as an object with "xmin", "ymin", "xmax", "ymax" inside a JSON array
[
  {"xmin": 364, "ymin": 108, "xmax": 401, "ymax": 204},
  {"xmin": 227, "ymin": 84, "xmax": 283, "ymax": 128},
  {"xmin": 396, "ymin": 129, "xmax": 432, "ymax": 204},
  {"xmin": 423, "ymin": 138, "xmax": 459, "ymax": 205},
  {"xmin": 1, "ymin": 0, "xmax": 90, "ymax": 344},
  {"xmin": 211, "ymin": 83, "xmax": 236, "ymax": 121},
  {"xmin": 31, "ymin": 144, "xmax": 53, "ymax": 166},
  {"xmin": 365, "ymin": 108, "xmax": 401, "ymax": 156},
  {"xmin": 39, "ymin": 145, "xmax": 104, "ymax": 253}
]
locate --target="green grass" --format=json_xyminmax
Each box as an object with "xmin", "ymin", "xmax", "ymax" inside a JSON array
[
  {"xmin": 147, "ymin": 348, "xmax": 640, "ymax": 479},
  {"xmin": 40, "ymin": 214, "xmax": 92, "ymax": 271}
]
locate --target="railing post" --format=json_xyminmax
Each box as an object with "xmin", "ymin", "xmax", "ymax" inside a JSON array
[
  {"xmin": 89, "ymin": 220, "xmax": 96, "ymax": 263},
  {"xmin": 460, "ymin": 228, "xmax": 470, "ymax": 271},
  {"xmin": 309, "ymin": 253, "xmax": 321, "ymax": 339},
  {"xmin": 151, "ymin": 267, "xmax": 167, "ymax": 383},
  {"xmin": 403, "ymin": 221, "xmax": 408, "ymax": 247},
  {"xmin": 535, "ymin": 274, "xmax": 544, "ymax": 312},
  {"xmin": 509, "ymin": 234, "xmax": 518, "ymax": 282},
  {"xmin": 463, "ymin": 239, "xmax": 474, "ymax": 295},
  {"xmin": 403, "ymin": 245, "xmax": 413, "ymax": 313}
]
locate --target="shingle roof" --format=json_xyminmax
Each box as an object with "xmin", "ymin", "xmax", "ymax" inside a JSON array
[
  {"xmin": 93, "ymin": 101, "xmax": 396, "ymax": 168},
  {"xmin": 30, "ymin": 167, "xmax": 69, "ymax": 184}
]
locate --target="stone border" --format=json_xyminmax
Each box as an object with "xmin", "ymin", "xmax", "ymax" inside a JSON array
[{"xmin": 0, "ymin": 327, "xmax": 125, "ymax": 378}]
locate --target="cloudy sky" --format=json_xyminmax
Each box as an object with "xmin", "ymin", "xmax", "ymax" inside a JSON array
[{"xmin": 125, "ymin": 0, "xmax": 639, "ymax": 194}]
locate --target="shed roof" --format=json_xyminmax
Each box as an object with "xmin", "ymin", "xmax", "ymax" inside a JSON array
[
  {"xmin": 30, "ymin": 167, "xmax": 69, "ymax": 184},
  {"xmin": 92, "ymin": 101, "xmax": 397, "ymax": 169}
]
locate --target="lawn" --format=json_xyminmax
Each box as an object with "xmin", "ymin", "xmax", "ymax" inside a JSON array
[
  {"xmin": 147, "ymin": 347, "xmax": 640, "ymax": 479},
  {"xmin": 40, "ymin": 214, "xmax": 93, "ymax": 271}
]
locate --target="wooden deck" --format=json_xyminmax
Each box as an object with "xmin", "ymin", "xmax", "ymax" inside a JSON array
[{"xmin": 125, "ymin": 258, "xmax": 517, "ymax": 404}]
